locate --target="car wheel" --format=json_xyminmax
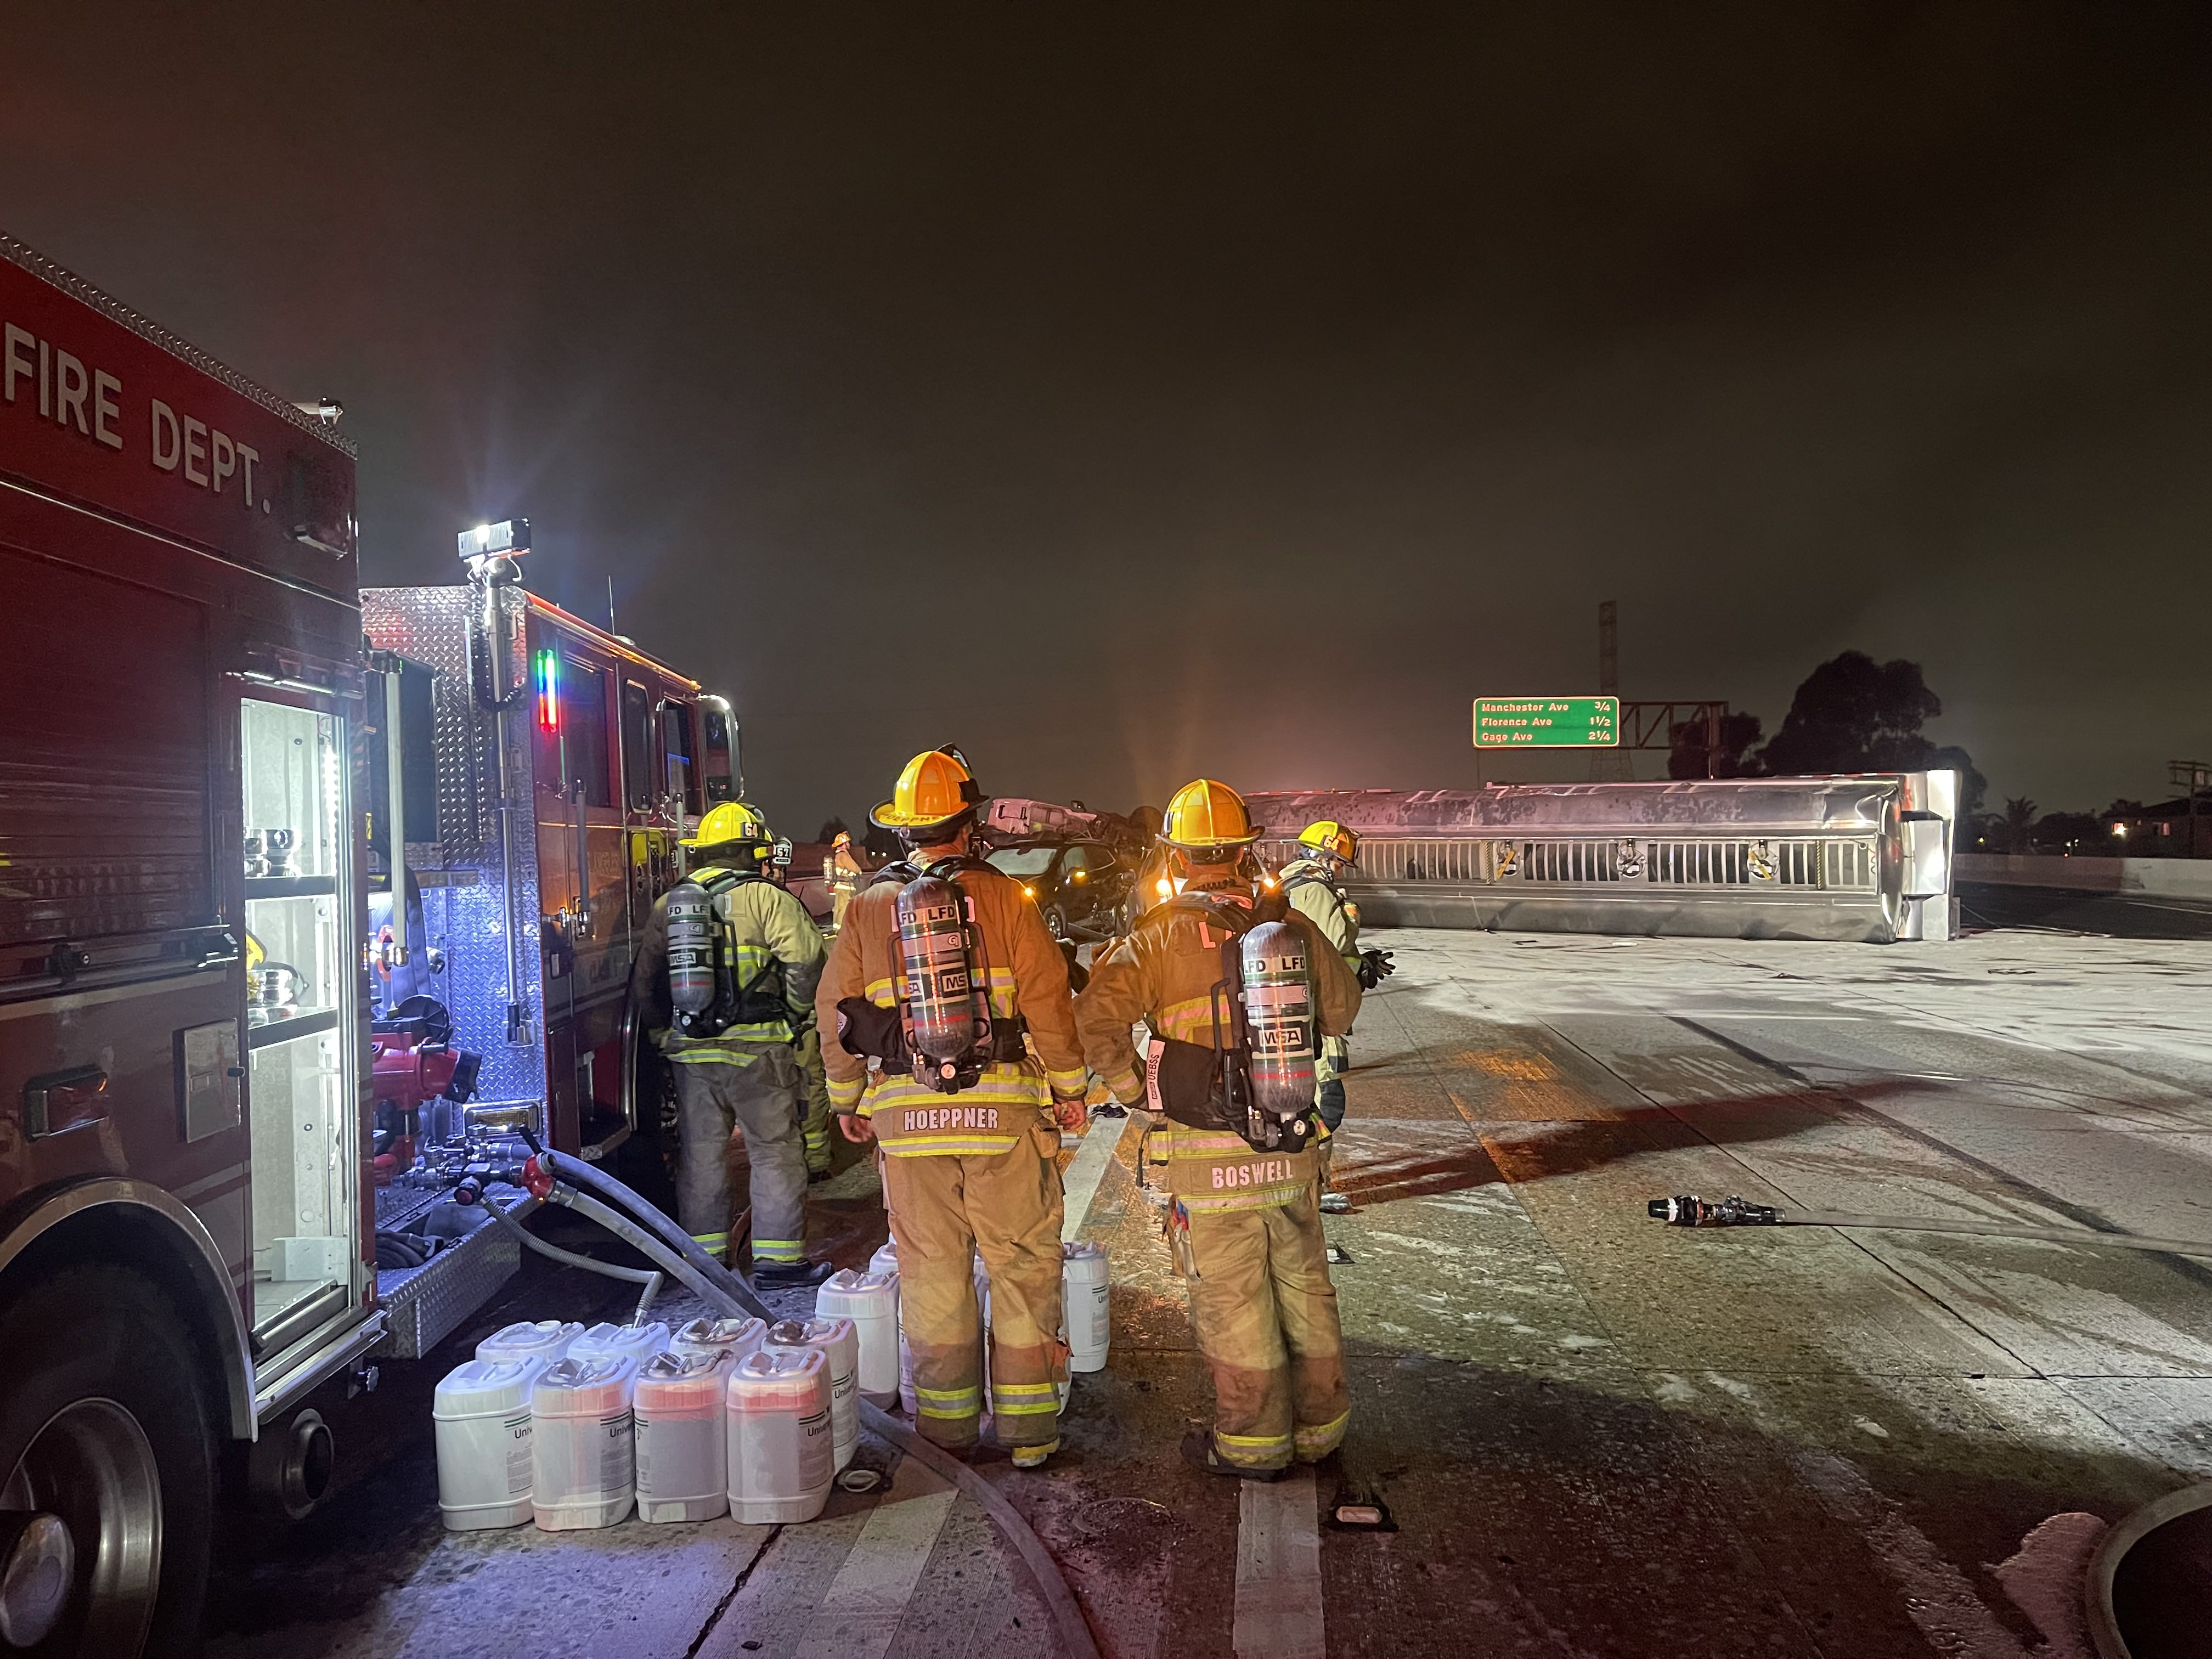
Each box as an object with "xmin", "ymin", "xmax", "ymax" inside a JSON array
[
  {"xmin": 1043, "ymin": 905, "xmax": 1069, "ymax": 941},
  {"xmin": 0, "ymin": 1263, "xmax": 217, "ymax": 1657}
]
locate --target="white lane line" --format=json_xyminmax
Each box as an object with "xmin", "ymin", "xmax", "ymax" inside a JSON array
[
  {"xmin": 1234, "ymin": 1466, "xmax": 1325, "ymax": 1659},
  {"xmin": 1062, "ymin": 1110, "xmax": 1131, "ymax": 1242},
  {"xmin": 793, "ymin": 1452, "xmax": 960, "ymax": 1659}
]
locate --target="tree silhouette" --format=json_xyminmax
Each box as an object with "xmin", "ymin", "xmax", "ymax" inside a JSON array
[
  {"xmin": 2001, "ymin": 797, "xmax": 2037, "ymax": 853},
  {"xmin": 1757, "ymin": 651, "xmax": 1985, "ymax": 816}
]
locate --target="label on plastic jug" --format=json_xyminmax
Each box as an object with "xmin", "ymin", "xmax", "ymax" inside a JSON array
[
  {"xmin": 505, "ymin": 1412, "xmax": 533, "ymax": 1496},
  {"xmin": 799, "ymin": 1408, "xmax": 833, "ymax": 1490},
  {"xmin": 601, "ymin": 1410, "xmax": 635, "ymax": 1489}
]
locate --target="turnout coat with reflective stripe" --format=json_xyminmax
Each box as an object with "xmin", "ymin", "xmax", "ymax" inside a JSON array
[
  {"xmin": 1074, "ymin": 887, "xmax": 1361, "ymax": 1210},
  {"xmin": 815, "ymin": 858, "xmax": 1086, "ymax": 1156}
]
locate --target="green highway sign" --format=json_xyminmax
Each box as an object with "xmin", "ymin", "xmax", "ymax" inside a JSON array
[{"xmin": 1474, "ymin": 696, "xmax": 1620, "ymax": 748}]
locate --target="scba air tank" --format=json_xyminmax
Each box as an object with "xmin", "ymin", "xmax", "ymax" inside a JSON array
[
  {"xmin": 895, "ymin": 874, "xmax": 982, "ymax": 1088},
  {"xmin": 1239, "ymin": 921, "xmax": 1318, "ymax": 1126},
  {"xmin": 667, "ymin": 881, "xmax": 718, "ymax": 1035}
]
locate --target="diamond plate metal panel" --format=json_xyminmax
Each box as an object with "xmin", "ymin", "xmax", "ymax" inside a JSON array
[
  {"xmin": 374, "ymin": 1200, "xmax": 530, "ymax": 1359},
  {"xmin": 363, "ymin": 585, "xmax": 547, "ymax": 1111}
]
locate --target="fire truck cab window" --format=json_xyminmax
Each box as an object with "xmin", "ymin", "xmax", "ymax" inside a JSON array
[
  {"xmin": 702, "ymin": 706, "xmax": 734, "ymax": 803},
  {"xmin": 661, "ymin": 702, "xmax": 700, "ymax": 817},
  {"xmin": 622, "ymin": 681, "xmax": 654, "ymax": 810},
  {"xmin": 560, "ymin": 656, "xmax": 612, "ymax": 808}
]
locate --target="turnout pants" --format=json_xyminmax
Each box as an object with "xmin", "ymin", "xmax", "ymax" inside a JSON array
[
  {"xmin": 669, "ymin": 1042, "xmax": 811, "ymax": 1266},
  {"xmin": 881, "ymin": 1138, "xmax": 1066, "ymax": 1451},
  {"xmin": 1185, "ymin": 1187, "xmax": 1351, "ymax": 1471},
  {"xmin": 797, "ymin": 1026, "xmax": 834, "ymax": 1175}
]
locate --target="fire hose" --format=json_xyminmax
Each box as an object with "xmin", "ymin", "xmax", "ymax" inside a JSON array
[
  {"xmin": 459, "ymin": 1138, "xmax": 1102, "ymax": 1658},
  {"xmin": 1648, "ymin": 1194, "xmax": 2212, "ymax": 1259}
]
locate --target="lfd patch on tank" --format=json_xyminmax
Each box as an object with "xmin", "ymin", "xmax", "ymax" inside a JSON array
[
  {"xmin": 901, "ymin": 1107, "xmax": 1002, "ymax": 1132},
  {"xmin": 1212, "ymin": 1158, "xmax": 1295, "ymax": 1189}
]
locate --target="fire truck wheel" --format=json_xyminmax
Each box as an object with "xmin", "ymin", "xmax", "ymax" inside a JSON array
[{"xmin": 0, "ymin": 1263, "xmax": 216, "ymax": 1658}]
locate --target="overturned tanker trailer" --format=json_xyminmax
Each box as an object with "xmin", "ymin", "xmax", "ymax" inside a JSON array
[{"xmin": 1247, "ymin": 773, "xmax": 1957, "ymax": 943}]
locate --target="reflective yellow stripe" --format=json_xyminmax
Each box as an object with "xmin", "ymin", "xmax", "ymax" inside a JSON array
[
  {"xmin": 668, "ymin": 1048, "xmax": 759, "ymax": 1067},
  {"xmin": 1154, "ymin": 994, "xmax": 1226, "ymax": 1044},
  {"xmin": 828, "ymin": 1077, "xmax": 867, "ymax": 1110},
  {"xmin": 992, "ymin": 1382, "xmax": 1059, "ymax": 1400},
  {"xmin": 1045, "ymin": 1064, "xmax": 1088, "ymax": 1096},
  {"xmin": 1295, "ymin": 1411, "xmax": 1350, "ymax": 1457},
  {"xmin": 1101, "ymin": 1064, "xmax": 1143, "ymax": 1101},
  {"xmin": 880, "ymin": 1139, "xmax": 1022, "ymax": 1158},
  {"xmin": 691, "ymin": 1232, "xmax": 729, "ymax": 1248},
  {"xmin": 991, "ymin": 1381, "xmax": 1062, "ymax": 1415},
  {"xmin": 992, "ymin": 1398, "xmax": 1063, "ymax": 1415},
  {"xmin": 1163, "ymin": 1130, "xmax": 1250, "ymax": 1158},
  {"xmin": 1183, "ymin": 1186, "xmax": 1306, "ymax": 1212}
]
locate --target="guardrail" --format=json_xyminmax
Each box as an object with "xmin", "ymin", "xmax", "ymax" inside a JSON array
[{"xmin": 1248, "ymin": 774, "xmax": 1956, "ymax": 944}]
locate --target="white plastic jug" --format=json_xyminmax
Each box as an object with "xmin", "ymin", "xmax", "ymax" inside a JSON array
[
  {"xmin": 475, "ymin": 1319, "xmax": 582, "ymax": 1367},
  {"xmin": 868, "ymin": 1237, "xmax": 899, "ymax": 1280},
  {"xmin": 670, "ymin": 1316, "xmax": 766, "ymax": 1363},
  {"xmin": 817, "ymin": 1269, "xmax": 899, "ymax": 1407},
  {"xmin": 1063, "ymin": 1242, "xmax": 1110, "ymax": 1373},
  {"xmin": 727, "ymin": 1348, "xmax": 833, "ymax": 1524},
  {"xmin": 634, "ymin": 1350, "xmax": 733, "ymax": 1523},
  {"xmin": 568, "ymin": 1319, "xmax": 670, "ymax": 1368},
  {"xmin": 531, "ymin": 1353, "xmax": 638, "ymax": 1531},
  {"xmin": 765, "ymin": 1317, "xmax": 859, "ymax": 1472},
  {"xmin": 433, "ymin": 1356, "xmax": 545, "ymax": 1531}
]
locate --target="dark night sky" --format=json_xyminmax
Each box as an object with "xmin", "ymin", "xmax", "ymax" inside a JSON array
[{"xmin": 5, "ymin": 4, "xmax": 2208, "ymax": 832}]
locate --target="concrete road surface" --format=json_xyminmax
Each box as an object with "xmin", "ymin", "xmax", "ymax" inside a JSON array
[{"xmin": 207, "ymin": 926, "xmax": 2212, "ymax": 1658}]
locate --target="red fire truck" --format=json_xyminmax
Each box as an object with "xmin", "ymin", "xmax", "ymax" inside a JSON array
[{"xmin": 0, "ymin": 238, "xmax": 733, "ymax": 1655}]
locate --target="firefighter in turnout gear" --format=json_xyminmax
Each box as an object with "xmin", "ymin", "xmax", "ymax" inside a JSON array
[
  {"xmin": 817, "ymin": 748, "xmax": 1088, "ymax": 1467},
  {"xmin": 1075, "ymin": 780, "xmax": 1363, "ymax": 1479},
  {"xmin": 633, "ymin": 801, "xmax": 833, "ymax": 1285},
  {"xmin": 825, "ymin": 830, "xmax": 864, "ymax": 934}
]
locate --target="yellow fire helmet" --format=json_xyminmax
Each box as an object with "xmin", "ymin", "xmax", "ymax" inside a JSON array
[
  {"xmin": 1160, "ymin": 778, "xmax": 1263, "ymax": 849},
  {"xmin": 870, "ymin": 747, "xmax": 984, "ymax": 836},
  {"xmin": 682, "ymin": 800, "xmax": 775, "ymax": 856},
  {"xmin": 1298, "ymin": 820, "xmax": 1359, "ymax": 864}
]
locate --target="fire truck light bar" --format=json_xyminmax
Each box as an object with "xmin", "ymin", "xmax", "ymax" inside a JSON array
[
  {"xmin": 535, "ymin": 648, "xmax": 559, "ymax": 733},
  {"xmin": 459, "ymin": 518, "xmax": 531, "ymax": 560}
]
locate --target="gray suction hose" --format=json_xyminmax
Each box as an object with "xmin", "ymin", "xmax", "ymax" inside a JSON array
[
  {"xmin": 484, "ymin": 1198, "xmax": 665, "ymax": 1323},
  {"xmin": 539, "ymin": 1148, "xmax": 772, "ymax": 1314},
  {"xmin": 550, "ymin": 1186, "xmax": 771, "ymax": 1322},
  {"xmin": 859, "ymin": 1402, "xmax": 1102, "ymax": 1659}
]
